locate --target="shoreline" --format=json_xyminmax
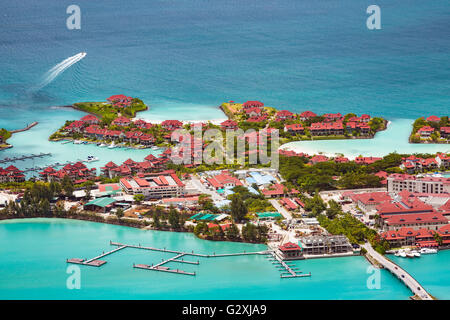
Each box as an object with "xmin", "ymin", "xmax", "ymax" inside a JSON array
[{"xmin": 0, "ymin": 215, "xmax": 268, "ymax": 246}]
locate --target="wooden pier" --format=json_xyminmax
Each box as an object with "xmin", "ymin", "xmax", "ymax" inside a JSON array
[
  {"xmin": 110, "ymin": 241, "xmax": 268, "ymax": 258},
  {"xmin": 133, "ymin": 253, "xmax": 197, "ymax": 276},
  {"xmin": 66, "ymin": 245, "xmax": 126, "ymax": 267},
  {"xmin": 67, "ymin": 240, "xmax": 309, "ymax": 279},
  {"xmin": 268, "ymin": 251, "xmax": 311, "ymax": 278}
]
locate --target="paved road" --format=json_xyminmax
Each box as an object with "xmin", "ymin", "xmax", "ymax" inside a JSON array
[
  {"xmin": 363, "ymin": 243, "xmax": 433, "ymax": 300},
  {"xmin": 269, "ymin": 199, "xmax": 292, "ymax": 220},
  {"xmin": 190, "ymin": 175, "xmax": 223, "ymax": 201}
]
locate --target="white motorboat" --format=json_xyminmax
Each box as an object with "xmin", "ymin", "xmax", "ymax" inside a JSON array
[
  {"xmin": 394, "ymin": 251, "xmax": 400, "ymax": 257},
  {"xmin": 398, "ymin": 249, "xmax": 407, "ymax": 258},
  {"xmin": 73, "ymin": 140, "xmax": 82, "ymax": 144},
  {"xmin": 411, "ymin": 250, "xmax": 421, "ymax": 258},
  {"xmin": 108, "ymin": 142, "xmax": 116, "ymax": 149},
  {"xmin": 99, "ymin": 143, "xmax": 107, "ymax": 147},
  {"xmin": 86, "ymin": 156, "xmax": 99, "ymax": 163},
  {"xmin": 151, "ymin": 146, "xmax": 159, "ymax": 150}
]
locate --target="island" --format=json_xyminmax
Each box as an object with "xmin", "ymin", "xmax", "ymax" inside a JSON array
[
  {"xmin": 409, "ymin": 115, "xmax": 450, "ymax": 143},
  {"xmin": 220, "ymin": 100, "xmax": 387, "ymax": 144}
]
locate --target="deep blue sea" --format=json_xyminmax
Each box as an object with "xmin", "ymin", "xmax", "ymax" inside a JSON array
[{"xmin": 1, "ymin": 0, "xmax": 449, "ymax": 129}]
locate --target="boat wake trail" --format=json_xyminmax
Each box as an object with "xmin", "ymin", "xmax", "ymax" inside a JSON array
[{"xmin": 33, "ymin": 52, "xmax": 87, "ymax": 91}]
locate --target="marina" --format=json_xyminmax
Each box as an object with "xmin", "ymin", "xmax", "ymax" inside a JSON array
[
  {"xmin": 0, "ymin": 153, "xmax": 51, "ymax": 164},
  {"xmin": 267, "ymin": 251, "xmax": 311, "ymax": 278},
  {"xmin": 67, "ymin": 240, "xmax": 289, "ymax": 278}
]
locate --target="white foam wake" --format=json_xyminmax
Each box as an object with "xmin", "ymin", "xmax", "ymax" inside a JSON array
[{"xmin": 34, "ymin": 52, "xmax": 86, "ymax": 91}]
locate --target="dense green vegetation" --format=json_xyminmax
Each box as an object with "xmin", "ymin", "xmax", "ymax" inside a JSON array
[
  {"xmin": 410, "ymin": 116, "xmax": 449, "ymax": 143},
  {"xmin": 0, "ymin": 128, "xmax": 12, "ymax": 142},
  {"xmin": 73, "ymin": 98, "xmax": 147, "ymax": 123},
  {"xmin": 278, "ymin": 152, "xmax": 423, "ymax": 193}
]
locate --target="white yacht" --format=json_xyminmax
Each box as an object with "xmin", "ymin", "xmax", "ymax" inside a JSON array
[
  {"xmin": 73, "ymin": 140, "xmax": 82, "ymax": 144},
  {"xmin": 108, "ymin": 142, "xmax": 116, "ymax": 149},
  {"xmin": 151, "ymin": 146, "xmax": 159, "ymax": 150},
  {"xmin": 411, "ymin": 250, "xmax": 421, "ymax": 258},
  {"xmin": 99, "ymin": 143, "xmax": 107, "ymax": 147},
  {"xmin": 420, "ymin": 248, "xmax": 438, "ymax": 254},
  {"xmin": 398, "ymin": 250, "xmax": 407, "ymax": 258}
]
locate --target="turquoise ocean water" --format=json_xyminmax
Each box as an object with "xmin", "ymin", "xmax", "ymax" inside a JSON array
[
  {"xmin": 0, "ymin": 219, "xmax": 412, "ymax": 300},
  {"xmin": 1, "ymin": 1, "xmax": 449, "ymax": 299}
]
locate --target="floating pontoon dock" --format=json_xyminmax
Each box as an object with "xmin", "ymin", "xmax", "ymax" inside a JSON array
[{"xmin": 67, "ymin": 241, "xmax": 309, "ymax": 278}]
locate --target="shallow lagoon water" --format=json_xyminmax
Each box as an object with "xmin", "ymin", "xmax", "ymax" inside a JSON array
[
  {"xmin": 390, "ymin": 251, "xmax": 450, "ymax": 300},
  {"xmin": 281, "ymin": 118, "xmax": 450, "ymax": 159},
  {"xmin": 0, "ymin": 218, "xmax": 412, "ymax": 300}
]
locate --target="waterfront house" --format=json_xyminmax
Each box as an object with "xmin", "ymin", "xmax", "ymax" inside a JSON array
[
  {"xmin": 133, "ymin": 119, "xmax": 148, "ymax": 128},
  {"xmin": 284, "ymin": 123, "xmax": 304, "ymax": 135},
  {"xmin": 275, "ymin": 110, "xmax": 295, "ymax": 121},
  {"xmin": 39, "ymin": 162, "xmax": 96, "ymax": 183},
  {"xmin": 80, "ymin": 115, "xmax": 100, "ymax": 125},
  {"xmin": 277, "ymin": 242, "xmax": 303, "ymax": 260},
  {"xmin": 380, "ymin": 212, "xmax": 447, "ymax": 231},
  {"xmin": 65, "ymin": 120, "xmax": 85, "ymax": 133},
  {"xmin": 381, "ymin": 224, "xmax": 450, "ymax": 248},
  {"xmin": 112, "ymin": 116, "xmax": 131, "ymax": 127},
  {"xmin": 354, "ymin": 156, "xmax": 382, "ymax": 165},
  {"xmin": 100, "ymin": 161, "xmax": 119, "ymax": 179},
  {"xmin": 161, "ymin": 120, "xmax": 183, "ymax": 131},
  {"xmin": 440, "ymin": 127, "xmax": 450, "ymax": 139},
  {"xmin": 0, "ymin": 165, "xmax": 25, "ymax": 183},
  {"xmin": 426, "ymin": 115, "xmax": 441, "ymax": 123},
  {"xmin": 322, "ymin": 113, "xmax": 343, "ymax": 122},
  {"xmin": 417, "ymin": 125, "xmax": 435, "ymax": 138},
  {"xmin": 107, "ymin": 94, "xmax": 133, "ymax": 107},
  {"xmin": 309, "ymin": 121, "xmax": 344, "ymax": 136},
  {"xmin": 435, "ymin": 153, "xmax": 450, "ymax": 168},
  {"xmin": 242, "ymin": 100, "xmax": 264, "ymax": 109},
  {"xmin": 309, "ymin": 155, "xmax": 329, "ymax": 164},
  {"xmin": 299, "ymin": 235, "xmax": 353, "ymax": 255},
  {"xmin": 247, "ymin": 115, "xmax": 268, "ymax": 123},
  {"xmin": 334, "ymin": 156, "xmax": 349, "ymax": 163},
  {"xmin": 244, "ymin": 107, "xmax": 263, "ymax": 118},
  {"xmin": 220, "ymin": 119, "xmax": 238, "ymax": 131},
  {"xmin": 387, "ymin": 173, "xmax": 450, "ymax": 194}
]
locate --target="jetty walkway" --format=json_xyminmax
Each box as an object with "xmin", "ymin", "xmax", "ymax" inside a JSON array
[
  {"xmin": 267, "ymin": 250, "xmax": 311, "ymax": 278},
  {"xmin": 67, "ymin": 240, "xmax": 272, "ymax": 277},
  {"xmin": 0, "ymin": 153, "xmax": 51, "ymax": 164},
  {"xmin": 10, "ymin": 122, "xmax": 38, "ymax": 134},
  {"xmin": 363, "ymin": 243, "xmax": 433, "ymax": 300}
]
